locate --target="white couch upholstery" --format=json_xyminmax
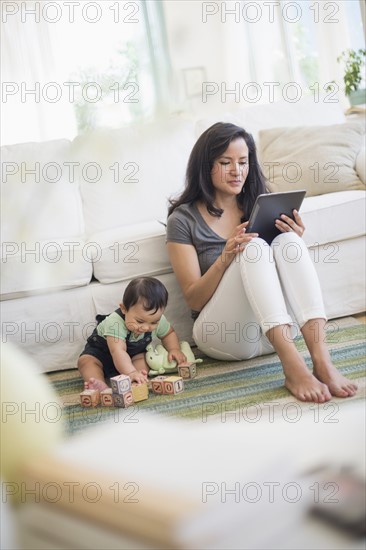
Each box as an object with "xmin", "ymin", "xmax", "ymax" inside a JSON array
[{"xmin": 1, "ymin": 99, "xmax": 365, "ymax": 373}]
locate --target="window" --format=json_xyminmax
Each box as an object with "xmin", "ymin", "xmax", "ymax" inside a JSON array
[
  {"xmin": 1, "ymin": 1, "xmax": 170, "ymax": 144},
  {"xmin": 241, "ymin": 0, "xmax": 365, "ymax": 103}
]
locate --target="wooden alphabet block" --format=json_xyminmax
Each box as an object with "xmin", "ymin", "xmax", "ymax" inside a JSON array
[
  {"xmin": 110, "ymin": 374, "xmax": 131, "ymax": 394},
  {"xmin": 131, "ymin": 382, "xmax": 148, "ymax": 402},
  {"xmin": 113, "ymin": 391, "xmax": 134, "ymax": 408},
  {"xmin": 163, "ymin": 376, "xmax": 184, "ymax": 395},
  {"xmin": 151, "ymin": 376, "xmax": 167, "ymax": 394},
  {"xmin": 80, "ymin": 389, "xmax": 100, "ymax": 407},
  {"xmin": 178, "ymin": 363, "xmax": 197, "ymax": 380},
  {"xmin": 100, "ymin": 388, "xmax": 114, "ymax": 407}
]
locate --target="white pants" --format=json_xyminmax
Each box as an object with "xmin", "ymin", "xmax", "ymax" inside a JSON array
[{"xmin": 193, "ymin": 233, "xmax": 326, "ymax": 360}]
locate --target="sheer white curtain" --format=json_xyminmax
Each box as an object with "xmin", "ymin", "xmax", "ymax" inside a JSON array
[
  {"xmin": 1, "ymin": 11, "xmax": 76, "ymax": 145},
  {"xmin": 1, "ymin": 0, "xmax": 170, "ymax": 146},
  {"xmin": 2, "ymin": 0, "xmax": 364, "ymax": 145},
  {"xmin": 220, "ymin": 0, "xmax": 365, "ymax": 108}
]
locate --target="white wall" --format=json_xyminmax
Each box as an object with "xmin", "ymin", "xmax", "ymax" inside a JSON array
[
  {"xmin": 163, "ymin": 0, "xmax": 360, "ymax": 116},
  {"xmin": 163, "ymin": 0, "xmax": 250, "ymax": 116}
]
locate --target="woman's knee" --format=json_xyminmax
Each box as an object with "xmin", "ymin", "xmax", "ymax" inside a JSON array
[
  {"xmin": 240, "ymin": 237, "xmax": 272, "ymax": 265},
  {"xmin": 272, "ymin": 232, "xmax": 304, "ymax": 249},
  {"xmin": 271, "ymin": 232, "xmax": 307, "ymax": 264}
]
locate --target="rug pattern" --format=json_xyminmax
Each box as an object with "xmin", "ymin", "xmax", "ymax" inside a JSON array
[{"xmin": 46, "ymin": 321, "xmax": 366, "ymax": 434}]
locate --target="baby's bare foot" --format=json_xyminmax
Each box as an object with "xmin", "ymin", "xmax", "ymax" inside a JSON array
[
  {"xmin": 84, "ymin": 377, "xmax": 108, "ymax": 391},
  {"xmin": 313, "ymin": 361, "xmax": 358, "ymax": 398},
  {"xmin": 285, "ymin": 371, "xmax": 332, "ymax": 403}
]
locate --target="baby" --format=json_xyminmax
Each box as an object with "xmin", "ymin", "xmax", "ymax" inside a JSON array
[{"xmin": 78, "ymin": 277, "xmax": 187, "ymax": 391}]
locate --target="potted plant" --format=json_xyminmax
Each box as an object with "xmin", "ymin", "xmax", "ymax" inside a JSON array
[{"xmin": 336, "ymin": 48, "xmax": 366, "ymax": 106}]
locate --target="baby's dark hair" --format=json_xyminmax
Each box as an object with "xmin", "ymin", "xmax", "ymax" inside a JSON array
[{"xmin": 123, "ymin": 277, "xmax": 168, "ymax": 313}]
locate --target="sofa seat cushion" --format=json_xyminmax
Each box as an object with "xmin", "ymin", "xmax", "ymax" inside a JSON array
[
  {"xmin": 259, "ymin": 121, "xmax": 365, "ymax": 196},
  {"xmin": 0, "ymin": 238, "xmax": 93, "ymax": 299},
  {"xmin": 0, "ymin": 285, "xmax": 97, "ymax": 373},
  {"xmin": 301, "ymin": 190, "xmax": 366, "ymax": 248},
  {"xmin": 89, "ymin": 221, "xmax": 170, "ymax": 284}
]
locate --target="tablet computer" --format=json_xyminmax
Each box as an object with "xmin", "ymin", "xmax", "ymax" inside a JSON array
[{"xmin": 247, "ymin": 190, "xmax": 306, "ymax": 244}]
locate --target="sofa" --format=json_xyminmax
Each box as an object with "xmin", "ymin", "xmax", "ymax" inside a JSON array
[{"xmin": 1, "ymin": 96, "xmax": 365, "ymax": 373}]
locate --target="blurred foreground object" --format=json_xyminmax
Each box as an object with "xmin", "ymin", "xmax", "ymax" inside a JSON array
[
  {"xmin": 1, "ymin": 483, "xmax": 18, "ymax": 549},
  {"xmin": 16, "ymin": 401, "xmax": 365, "ymax": 549},
  {"xmin": 0, "ymin": 342, "xmax": 64, "ymax": 494},
  {"xmin": 309, "ymin": 466, "xmax": 366, "ymax": 537}
]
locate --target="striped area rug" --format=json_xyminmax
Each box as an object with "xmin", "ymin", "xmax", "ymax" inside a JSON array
[{"xmin": 46, "ymin": 319, "xmax": 366, "ymax": 435}]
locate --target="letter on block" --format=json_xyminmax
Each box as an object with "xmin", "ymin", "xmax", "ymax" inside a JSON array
[
  {"xmin": 178, "ymin": 363, "xmax": 197, "ymax": 380},
  {"xmin": 151, "ymin": 375, "xmax": 167, "ymax": 394},
  {"xmin": 80, "ymin": 389, "xmax": 100, "ymax": 407},
  {"xmin": 163, "ymin": 376, "xmax": 184, "ymax": 395},
  {"xmin": 110, "ymin": 374, "xmax": 131, "ymax": 394},
  {"xmin": 131, "ymin": 383, "xmax": 148, "ymax": 402},
  {"xmin": 100, "ymin": 388, "xmax": 114, "ymax": 406},
  {"xmin": 113, "ymin": 391, "xmax": 134, "ymax": 408}
]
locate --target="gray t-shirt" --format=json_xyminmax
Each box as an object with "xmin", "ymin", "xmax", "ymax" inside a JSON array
[{"xmin": 166, "ymin": 203, "xmax": 225, "ymax": 275}]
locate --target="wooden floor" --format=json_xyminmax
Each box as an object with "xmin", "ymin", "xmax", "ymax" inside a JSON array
[{"xmin": 354, "ymin": 312, "xmax": 366, "ymax": 324}]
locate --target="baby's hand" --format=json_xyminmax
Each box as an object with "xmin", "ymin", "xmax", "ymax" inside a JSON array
[
  {"xmin": 129, "ymin": 370, "xmax": 147, "ymax": 385},
  {"xmin": 168, "ymin": 349, "xmax": 187, "ymax": 365}
]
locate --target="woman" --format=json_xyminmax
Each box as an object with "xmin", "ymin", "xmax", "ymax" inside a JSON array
[{"xmin": 166, "ymin": 122, "xmax": 357, "ymax": 402}]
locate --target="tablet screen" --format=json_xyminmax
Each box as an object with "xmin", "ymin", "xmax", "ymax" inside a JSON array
[{"xmin": 247, "ymin": 190, "xmax": 306, "ymax": 244}]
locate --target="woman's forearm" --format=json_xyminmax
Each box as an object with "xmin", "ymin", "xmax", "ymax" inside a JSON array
[{"xmin": 184, "ymin": 255, "xmax": 228, "ymax": 311}]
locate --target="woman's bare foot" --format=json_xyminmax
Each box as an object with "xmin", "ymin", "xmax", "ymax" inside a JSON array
[
  {"xmin": 313, "ymin": 361, "xmax": 358, "ymax": 398},
  {"xmin": 84, "ymin": 377, "xmax": 108, "ymax": 391},
  {"xmin": 284, "ymin": 369, "xmax": 332, "ymax": 402},
  {"xmin": 271, "ymin": 334, "xmax": 332, "ymax": 402},
  {"xmin": 300, "ymin": 318, "xmax": 357, "ymax": 398}
]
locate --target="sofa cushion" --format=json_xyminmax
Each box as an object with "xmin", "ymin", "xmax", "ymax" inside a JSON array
[
  {"xmin": 356, "ymin": 139, "xmax": 366, "ymax": 185},
  {"xmin": 259, "ymin": 122, "xmax": 365, "ymax": 196},
  {"xmin": 307, "ymin": 236, "xmax": 366, "ymax": 319},
  {"xmin": 1, "ymin": 139, "xmax": 85, "ymax": 242},
  {"xmin": 0, "ymin": 238, "xmax": 92, "ymax": 299},
  {"xmin": 300, "ymin": 190, "xmax": 366, "ymax": 248},
  {"xmin": 1, "ymin": 139, "xmax": 92, "ymax": 297},
  {"xmin": 195, "ymin": 95, "xmax": 346, "ymax": 141},
  {"xmin": 88, "ymin": 221, "xmax": 170, "ymax": 284},
  {"xmin": 0, "ymin": 285, "xmax": 97, "ymax": 373},
  {"xmin": 73, "ymin": 117, "xmax": 196, "ymax": 235}
]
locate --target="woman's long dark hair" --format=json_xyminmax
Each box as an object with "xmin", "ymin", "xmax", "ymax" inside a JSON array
[{"xmin": 168, "ymin": 122, "xmax": 268, "ymax": 221}]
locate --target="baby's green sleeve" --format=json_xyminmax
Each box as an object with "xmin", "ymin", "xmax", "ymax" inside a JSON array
[
  {"xmin": 156, "ymin": 315, "xmax": 171, "ymax": 339},
  {"xmin": 98, "ymin": 312, "xmax": 127, "ymax": 340}
]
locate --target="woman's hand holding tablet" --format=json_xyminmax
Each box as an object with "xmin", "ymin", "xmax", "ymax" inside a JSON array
[{"xmin": 246, "ymin": 190, "xmax": 306, "ymax": 244}]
